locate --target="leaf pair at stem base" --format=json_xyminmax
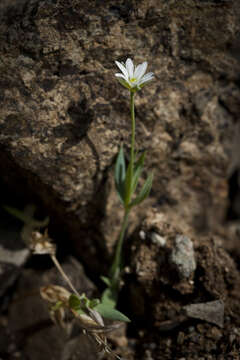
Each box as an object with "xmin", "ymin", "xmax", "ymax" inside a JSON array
[{"xmin": 114, "ymin": 146, "xmax": 153, "ymax": 210}]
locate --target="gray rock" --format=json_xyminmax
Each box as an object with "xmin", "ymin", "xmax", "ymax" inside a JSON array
[
  {"xmin": 183, "ymin": 300, "xmax": 224, "ymax": 328},
  {"xmin": 0, "ymin": 216, "xmax": 30, "ymax": 298},
  {"xmin": 170, "ymin": 235, "xmax": 196, "ymax": 279}
]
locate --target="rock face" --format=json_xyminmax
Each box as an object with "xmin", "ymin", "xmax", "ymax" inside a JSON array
[
  {"xmin": 0, "ymin": 0, "xmax": 240, "ymax": 269},
  {"xmin": 1, "ymin": 1, "xmax": 240, "ymax": 359}
]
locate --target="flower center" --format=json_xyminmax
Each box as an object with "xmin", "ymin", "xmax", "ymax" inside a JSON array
[{"xmin": 130, "ymin": 78, "xmax": 137, "ymax": 83}]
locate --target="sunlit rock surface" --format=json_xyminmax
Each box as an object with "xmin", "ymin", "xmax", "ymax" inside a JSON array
[{"xmin": 0, "ymin": 0, "xmax": 240, "ymax": 270}]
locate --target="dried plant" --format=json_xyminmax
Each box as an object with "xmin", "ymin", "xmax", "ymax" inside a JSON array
[{"xmin": 4, "ymin": 205, "xmax": 126, "ymax": 358}]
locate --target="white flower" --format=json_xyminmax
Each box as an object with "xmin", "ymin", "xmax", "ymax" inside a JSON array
[{"xmin": 115, "ymin": 58, "xmax": 154, "ymax": 91}]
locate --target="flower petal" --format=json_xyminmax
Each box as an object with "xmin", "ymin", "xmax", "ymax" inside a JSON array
[
  {"xmin": 138, "ymin": 72, "xmax": 154, "ymax": 85},
  {"xmin": 115, "ymin": 73, "xmax": 127, "ymax": 80},
  {"xmin": 134, "ymin": 61, "xmax": 148, "ymax": 80},
  {"xmin": 126, "ymin": 58, "xmax": 134, "ymax": 78},
  {"xmin": 115, "ymin": 61, "xmax": 128, "ymax": 78},
  {"xmin": 115, "ymin": 59, "xmax": 154, "ymax": 91}
]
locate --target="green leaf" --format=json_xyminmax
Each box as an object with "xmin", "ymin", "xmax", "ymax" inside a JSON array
[
  {"xmin": 69, "ymin": 294, "xmax": 81, "ymax": 310},
  {"xmin": 74, "ymin": 308, "xmax": 85, "ymax": 316},
  {"xmin": 89, "ymin": 298, "xmax": 100, "ymax": 308},
  {"xmin": 114, "ymin": 146, "xmax": 126, "ymax": 204},
  {"xmin": 95, "ymin": 303, "xmax": 130, "ymax": 322},
  {"xmin": 3, "ymin": 205, "xmax": 49, "ymax": 228},
  {"xmin": 69, "ymin": 294, "xmax": 99, "ymax": 315},
  {"xmin": 132, "ymin": 152, "xmax": 146, "ymax": 194},
  {"xmin": 101, "ymin": 287, "xmax": 117, "ymax": 309},
  {"xmin": 124, "ymin": 161, "xmax": 133, "ymax": 207},
  {"xmin": 130, "ymin": 173, "xmax": 153, "ymax": 207},
  {"xmin": 100, "ymin": 276, "xmax": 111, "ymax": 287}
]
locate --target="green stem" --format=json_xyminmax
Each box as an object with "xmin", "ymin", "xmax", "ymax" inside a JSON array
[
  {"xmin": 109, "ymin": 91, "xmax": 136, "ymax": 296},
  {"xmin": 130, "ymin": 91, "xmax": 135, "ymax": 185},
  {"xmin": 110, "ymin": 208, "xmax": 130, "ymax": 284},
  {"xmin": 124, "ymin": 91, "xmax": 136, "ymax": 208}
]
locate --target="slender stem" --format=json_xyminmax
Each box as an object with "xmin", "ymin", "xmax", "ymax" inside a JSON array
[
  {"xmin": 109, "ymin": 92, "xmax": 135, "ymax": 292},
  {"xmin": 130, "ymin": 91, "xmax": 135, "ymax": 183},
  {"xmin": 110, "ymin": 208, "xmax": 130, "ymax": 283},
  {"xmin": 124, "ymin": 91, "xmax": 136, "ymax": 208},
  {"xmin": 50, "ymin": 254, "xmax": 81, "ymax": 298}
]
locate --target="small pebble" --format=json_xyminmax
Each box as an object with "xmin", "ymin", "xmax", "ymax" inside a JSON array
[
  {"xmin": 139, "ymin": 230, "xmax": 146, "ymax": 240},
  {"xmin": 170, "ymin": 235, "xmax": 196, "ymax": 279},
  {"xmin": 184, "ymin": 300, "xmax": 224, "ymax": 328},
  {"xmin": 150, "ymin": 232, "xmax": 166, "ymax": 246}
]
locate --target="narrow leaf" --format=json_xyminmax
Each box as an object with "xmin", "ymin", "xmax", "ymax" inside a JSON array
[
  {"xmin": 100, "ymin": 276, "xmax": 111, "ymax": 287},
  {"xmin": 114, "ymin": 146, "xmax": 126, "ymax": 203},
  {"xmin": 101, "ymin": 287, "xmax": 117, "ymax": 309},
  {"xmin": 130, "ymin": 173, "xmax": 153, "ymax": 207},
  {"xmin": 132, "ymin": 152, "xmax": 146, "ymax": 194},
  {"xmin": 95, "ymin": 303, "xmax": 130, "ymax": 322},
  {"xmin": 3, "ymin": 205, "xmax": 49, "ymax": 228}
]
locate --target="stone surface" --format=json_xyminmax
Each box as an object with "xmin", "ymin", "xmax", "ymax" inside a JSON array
[
  {"xmin": 183, "ymin": 300, "xmax": 224, "ymax": 328},
  {"xmin": 170, "ymin": 235, "xmax": 196, "ymax": 279},
  {"xmin": 0, "ymin": 211, "xmax": 30, "ymax": 298},
  {"xmin": 127, "ymin": 207, "xmax": 240, "ymax": 324},
  {"xmin": 1, "ymin": 2, "xmax": 240, "ymax": 357},
  {"xmin": 0, "ymin": 0, "xmax": 239, "ymax": 273}
]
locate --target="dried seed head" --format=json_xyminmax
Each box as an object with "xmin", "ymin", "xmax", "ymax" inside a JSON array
[
  {"xmin": 29, "ymin": 230, "xmax": 56, "ymax": 255},
  {"xmin": 40, "ymin": 285, "xmax": 121, "ymax": 358},
  {"xmin": 40, "ymin": 285, "xmax": 71, "ymax": 303}
]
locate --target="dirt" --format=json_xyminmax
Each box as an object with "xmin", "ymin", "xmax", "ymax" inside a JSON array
[{"xmin": 123, "ymin": 210, "xmax": 240, "ymax": 359}]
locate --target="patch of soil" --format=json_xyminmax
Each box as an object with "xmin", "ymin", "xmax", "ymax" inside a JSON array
[{"xmin": 1, "ymin": 190, "xmax": 240, "ymax": 360}]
